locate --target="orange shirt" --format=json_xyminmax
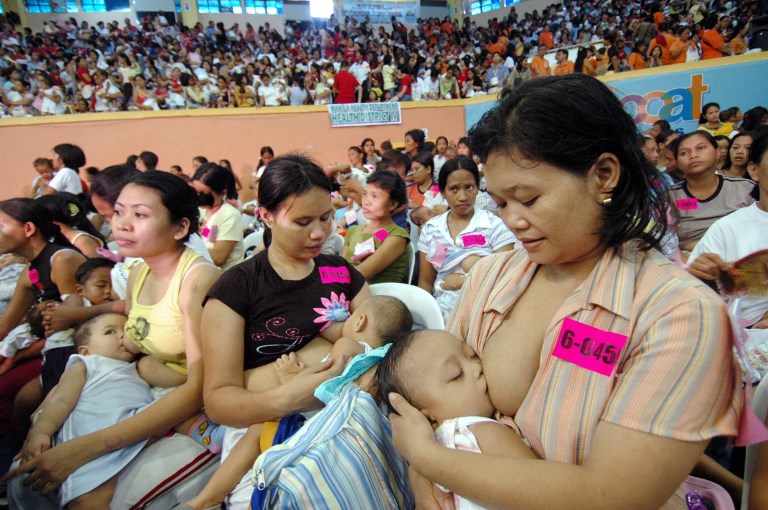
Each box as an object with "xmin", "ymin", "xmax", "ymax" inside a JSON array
[
  {"xmin": 539, "ymin": 31, "xmax": 554, "ymax": 49},
  {"xmin": 531, "ymin": 55, "xmax": 551, "ymax": 77},
  {"xmin": 582, "ymin": 58, "xmax": 598, "ymax": 76},
  {"xmin": 648, "ymin": 34, "xmax": 677, "ymax": 65},
  {"xmin": 701, "ymin": 29, "xmax": 726, "ymax": 59},
  {"xmin": 669, "ymin": 39, "xmax": 687, "ymax": 65},
  {"xmin": 653, "ymin": 11, "xmax": 665, "ymax": 28},
  {"xmin": 441, "ymin": 21, "xmax": 453, "ymax": 34},
  {"xmin": 553, "ymin": 60, "xmax": 575, "ymax": 76},
  {"xmin": 498, "ymin": 35, "xmax": 509, "ymax": 53},
  {"xmin": 628, "ymin": 52, "xmax": 646, "ymax": 70},
  {"xmin": 486, "ymin": 42, "xmax": 504, "ymax": 55}
]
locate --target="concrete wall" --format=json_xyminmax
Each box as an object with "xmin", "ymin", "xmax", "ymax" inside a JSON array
[
  {"xmin": 0, "ymin": 102, "xmax": 468, "ymax": 201},
  {"xmin": 469, "ymin": 0, "xmax": 552, "ymax": 25},
  {"xmin": 197, "ymin": 12, "xmax": 284, "ymax": 32},
  {"xmin": 26, "ymin": 12, "xmax": 138, "ymax": 33},
  {"xmin": 283, "ymin": 1, "xmax": 311, "ymax": 21}
]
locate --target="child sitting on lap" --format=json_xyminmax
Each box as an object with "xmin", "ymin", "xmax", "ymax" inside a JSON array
[
  {"xmin": 376, "ymin": 329, "xmax": 537, "ymax": 510},
  {"xmin": 178, "ymin": 295, "xmax": 413, "ymax": 510},
  {"xmin": 19, "ymin": 313, "xmax": 154, "ymax": 509}
]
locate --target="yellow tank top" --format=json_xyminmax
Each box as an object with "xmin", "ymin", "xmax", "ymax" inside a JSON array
[{"xmin": 125, "ymin": 248, "xmax": 205, "ymax": 375}]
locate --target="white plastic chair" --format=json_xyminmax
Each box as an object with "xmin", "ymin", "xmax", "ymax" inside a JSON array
[
  {"xmin": 330, "ymin": 233, "xmax": 345, "ymax": 255},
  {"xmin": 242, "ymin": 229, "xmax": 264, "ymax": 259},
  {"xmin": 370, "ymin": 282, "xmax": 444, "ymax": 330},
  {"xmin": 742, "ymin": 376, "xmax": 768, "ymax": 509}
]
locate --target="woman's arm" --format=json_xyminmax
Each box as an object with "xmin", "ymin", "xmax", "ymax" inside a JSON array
[
  {"xmin": 208, "ymin": 240, "xmax": 236, "ymax": 268},
  {"xmin": 202, "ymin": 299, "xmax": 345, "ymax": 427},
  {"xmin": 417, "ymin": 251, "xmax": 437, "ymax": 294},
  {"xmin": 354, "ymin": 236, "xmax": 408, "ymax": 281},
  {"xmin": 7, "ymin": 264, "xmax": 220, "ymax": 493},
  {"xmin": 389, "ymin": 393, "xmax": 706, "ymax": 510}
]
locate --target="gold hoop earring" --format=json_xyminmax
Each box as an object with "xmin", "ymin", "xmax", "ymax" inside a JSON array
[{"xmin": 602, "ymin": 198, "xmax": 612, "ymax": 206}]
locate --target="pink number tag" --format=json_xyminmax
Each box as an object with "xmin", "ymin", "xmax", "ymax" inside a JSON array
[
  {"xmin": 318, "ymin": 266, "xmax": 351, "ymax": 284},
  {"xmin": 29, "ymin": 269, "xmax": 40, "ymax": 285},
  {"xmin": 201, "ymin": 227, "xmax": 211, "ymax": 238},
  {"xmin": 344, "ymin": 209, "xmax": 358, "ymax": 225},
  {"xmin": 462, "ymin": 234, "xmax": 487, "ymax": 248},
  {"xmin": 676, "ymin": 198, "xmax": 699, "ymax": 210},
  {"xmin": 428, "ymin": 243, "xmax": 448, "ymax": 268},
  {"xmin": 552, "ymin": 318, "xmax": 628, "ymax": 377},
  {"xmin": 374, "ymin": 229, "xmax": 390, "ymax": 243},
  {"xmin": 352, "ymin": 237, "xmax": 376, "ymax": 261}
]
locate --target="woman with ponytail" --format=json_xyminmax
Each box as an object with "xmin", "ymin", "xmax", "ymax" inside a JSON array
[
  {"xmin": 37, "ymin": 192, "xmax": 107, "ymax": 258},
  {"xmin": 0, "ymin": 198, "xmax": 87, "ymax": 341},
  {"xmin": 192, "ymin": 163, "xmax": 244, "ymax": 270},
  {"xmin": 0, "ymin": 198, "xmax": 87, "ymax": 437}
]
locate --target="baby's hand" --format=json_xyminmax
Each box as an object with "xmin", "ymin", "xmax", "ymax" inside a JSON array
[
  {"xmin": 274, "ymin": 352, "xmax": 305, "ymax": 385},
  {"xmin": 19, "ymin": 432, "xmax": 52, "ymax": 464}
]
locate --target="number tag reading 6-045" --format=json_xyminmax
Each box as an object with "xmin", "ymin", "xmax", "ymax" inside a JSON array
[{"xmin": 552, "ymin": 318, "xmax": 628, "ymax": 377}]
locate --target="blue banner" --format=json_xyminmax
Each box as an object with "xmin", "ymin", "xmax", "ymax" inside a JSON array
[{"xmin": 464, "ymin": 55, "xmax": 768, "ymax": 134}]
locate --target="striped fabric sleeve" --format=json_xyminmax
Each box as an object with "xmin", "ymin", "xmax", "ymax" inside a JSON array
[{"xmin": 603, "ymin": 290, "xmax": 741, "ymax": 441}]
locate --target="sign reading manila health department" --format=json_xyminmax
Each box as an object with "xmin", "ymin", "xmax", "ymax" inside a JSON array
[{"xmin": 328, "ymin": 103, "xmax": 402, "ymax": 128}]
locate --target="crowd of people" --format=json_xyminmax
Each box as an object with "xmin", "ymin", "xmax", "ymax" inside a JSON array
[
  {"xmin": 0, "ymin": 0, "xmax": 762, "ymax": 116},
  {"xmin": 0, "ymin": 70, "xmax": 767, "ymax": 509}
]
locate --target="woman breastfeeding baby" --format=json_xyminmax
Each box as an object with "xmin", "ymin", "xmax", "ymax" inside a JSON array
[
  {"xmin": 8, "ymin": 171, "xmax": 221, "ymax": 508},
  {"xmin": 387, "ymin": 75, "xmax": 741, "ymax": 510},
  {"xmin": 196, "ymin": 155, "xmax": 381, "ymax": 509}
]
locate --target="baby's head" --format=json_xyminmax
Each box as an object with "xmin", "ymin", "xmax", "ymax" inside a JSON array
[
  {"xmin": 75, "ymin": 258, "xmax": 116, "ymax": 305},
  {"xmin": 74, "ymin": 313, "xmax": 133, "ymax": 361},
  {"xmin": 376, "ymin": 329, "xmax": 493, "ymax": 425},
  {"xmin": 26, "ymin": 300, "xmax": 57, "ymax": 339},
  {"xmin": 341, "ymin": 295, "xmax": 413, "ymax": 348}
]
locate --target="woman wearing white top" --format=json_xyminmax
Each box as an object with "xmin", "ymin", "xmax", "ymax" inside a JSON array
[
  {"xmin": 37, "ymin": 73, "xmax": 65, "ymax": 116},
  {"xmin": 192, "ymin": 163, "xmax": 244, "ymax": 271},
  {"xmin": 40, "ymin": 144, "xmax": 85, "ymax": 196},
  {"xmin": 91, "ymin": 69, "xmax": 121, "ymax": 112},
  {"xmin": 417, "ymin": 156, "xmax": 516, "ymax": 320}
]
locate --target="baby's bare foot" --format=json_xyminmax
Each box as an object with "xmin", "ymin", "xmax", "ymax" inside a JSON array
[{"xmin": 274, "ymin": 353, "xmax": 305, "ymax": 385}]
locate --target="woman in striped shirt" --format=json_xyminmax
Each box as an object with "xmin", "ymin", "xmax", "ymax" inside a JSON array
[{"xmin": 388, "ymin": 74, "xmax": 741, "ymax": 510}]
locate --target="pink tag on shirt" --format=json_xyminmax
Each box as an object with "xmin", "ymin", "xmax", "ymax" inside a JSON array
[
  {"xmin": 675, "ymin": 198, "xmax": 699, "ymax": 210},
  {"xmin": 374, "ymin": 229, "xmax": 390, "ymax": 243},
  {"xmin": 201, "ymin": 226, "xmax": 218, "ymax": 242},
  {"xmin": 344, "ymin": 209, "xmax": 358, "ymax": 224},
  {"xmin": 318, "ymin": 266, "xmax": 351, "ymax": 284},
  {"xmin": 552, "ymin": 318, "xmax": 629, "ymax": 377},
  {"xmin": 428, "ymin": 243, "xmax": 448, "ymax": 268},
  {"xmin": 462, "ymin": 234, "xmax": 487, "ymax": 248},
  {"xmin": 28, "ymin": 269, "xmax": 40, "ymax": 285},
  {"xmin": 351, "ymin": 237, "xmax": 376, "ymax": 261}
]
